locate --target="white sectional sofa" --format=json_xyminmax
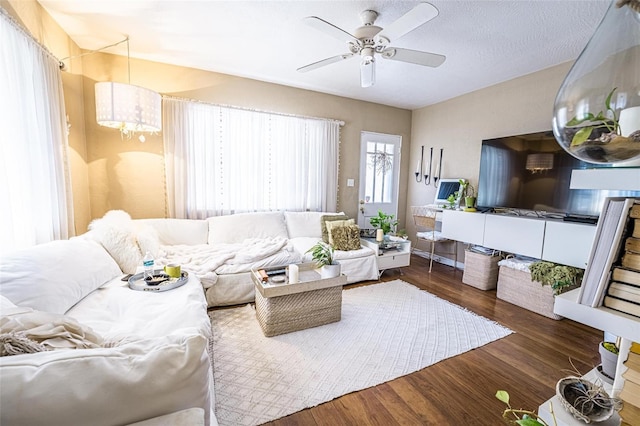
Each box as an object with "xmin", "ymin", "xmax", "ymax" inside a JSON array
[
  {"xmin": 0, "ymin": 209, "xmax": 379, "ymax": 425},
  {"xmin": 96, "ymin": 210, "xmax": 379, "ymax": 307},
  {"xmin": 0, "ymin": 238, "xmax": 214, "ymax": 425}
]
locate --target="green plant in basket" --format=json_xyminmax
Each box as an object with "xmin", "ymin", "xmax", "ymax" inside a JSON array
[{"xmin": 529, "ymin": 261, "xmax": 584, "ymax": 296}]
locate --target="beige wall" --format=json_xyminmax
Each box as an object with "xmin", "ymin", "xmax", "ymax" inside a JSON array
[
  {"xmin": 408, "ymin": 63, "xmax": 573, "ymax": 260},
  {"xmin": 80, "ymin": 52, "xmax": 413, "ymax": 227},
  {"xmin": 6, "ymin": 0, "xmax": 572, "ymax": 242},
  {"xmin": 4, "ymin": 0, "xmax": 91, "ymax": 234}
]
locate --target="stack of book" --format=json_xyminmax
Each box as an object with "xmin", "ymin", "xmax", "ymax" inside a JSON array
[
  {"xmin": 619, "ymin": 342, "xmax": 640, "ymax": 426},
  {"xmin": 603, "ymin": 204, "xmax": 640, "ymax": 317}
]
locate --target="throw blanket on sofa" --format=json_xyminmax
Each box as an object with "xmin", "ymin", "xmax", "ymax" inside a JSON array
[
  {"xmin": 158, "ymin": 237, "xmax": 291, "ymax": 288},
  {"xmin": 0, "ymin": 308, "xmax": 107, "ymax": 356}
]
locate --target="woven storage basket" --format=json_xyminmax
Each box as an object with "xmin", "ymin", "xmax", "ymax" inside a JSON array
[
  {"xmin": 255, "ymin": 286, "xmax": 342, "ymax": 337},
  {"xmin": 496, "ymin": 265, "xmax": 563, "ymax": 320},
  {"xmin": 462, "ymin": 250, "xmax": 500, "ymax": 290}
]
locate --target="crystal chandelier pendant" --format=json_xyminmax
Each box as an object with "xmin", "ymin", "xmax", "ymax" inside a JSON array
[{"xmin": 552, "ymin": 0, "xmax": 640, "ymax": 164}]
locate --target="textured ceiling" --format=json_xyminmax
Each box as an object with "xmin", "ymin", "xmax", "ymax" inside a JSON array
[{"xmin": 39, "ymin": 0, "xmax": 611, "ymax": 110}]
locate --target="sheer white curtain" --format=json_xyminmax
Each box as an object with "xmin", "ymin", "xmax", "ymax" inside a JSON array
[
  {"xmin": 0, "ymin": 10, "xmax": 73, "ymax": 254},
  {"xmin": 163, "ymin": 98, "xmax": 339, "ymax": 219}
]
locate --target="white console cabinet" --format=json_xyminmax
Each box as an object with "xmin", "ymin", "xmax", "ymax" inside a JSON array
[
  {"xmin": 441, "ymin": 210, "xmax": 596, "ymax": 268},
  {"xmin": 483, "ymin": 215, "xmax": 545, "ymax": 258},
  {"xmin": 542, "ymin": 221, "xmax": 596, "ymax": 269},
  {"xmin": 440, "ymin": 210, "xmax": 485, "ymax": 245}
]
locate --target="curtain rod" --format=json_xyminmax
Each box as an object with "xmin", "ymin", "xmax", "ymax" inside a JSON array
[
  {"xmin": 163, "ymin": 95, "xmax": 345, "ymax": 127},
  {"xmin": 0, "ymin": 6, "xmax": 61, "ymax": 66}
]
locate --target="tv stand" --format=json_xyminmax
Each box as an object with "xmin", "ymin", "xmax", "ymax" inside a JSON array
[
  {"xmin": 563, "ymin": 214, "xmax": 598, "ymax": 225},
  {"xmin": 441, "ymin": 210, "xmax": 597, "ymax": 268}
]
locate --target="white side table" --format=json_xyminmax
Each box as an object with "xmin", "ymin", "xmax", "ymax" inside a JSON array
[{"xmin": 361, "ymin": 237, "xmax": 411, "ymax": 277}]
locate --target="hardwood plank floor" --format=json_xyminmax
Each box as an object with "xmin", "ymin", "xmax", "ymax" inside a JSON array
[{"xmin": 263, "ymin": 254, "xmax": 603, "ymax": 425}]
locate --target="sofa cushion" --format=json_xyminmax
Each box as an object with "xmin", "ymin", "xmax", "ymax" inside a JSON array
[
  {"xmin": 0, "ymin": 334, "xmax": 211, "ymax": 426},
  {"xmin": 325, "ymin": 219, "xmax": 355, "ymax": 245},
  {"xmin": 284, "ymin": 211, "xmax": 343, "ymax": 239},
  {"xmin": 136, "ymin": 218, "xmax": 209, "ymax": 246},
  {"xmin": 330, "ymin": 224, "xmax": 362, "ymax": 251},
  {"xmin": 0, "ymin": 239, "xmax": 121, "ymax": 315},
  {"xmin": 207, "ymin": 211, "xmax": 288, "ymax": 244},
  {"xmin": 321, "ymin": 214, "xmax": 348, "ymax": 243}
]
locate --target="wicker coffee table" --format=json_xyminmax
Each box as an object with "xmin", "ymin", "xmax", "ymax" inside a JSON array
[{"xmin": 251, "ymin": 263, "xmax": 347, "ymax": 337}]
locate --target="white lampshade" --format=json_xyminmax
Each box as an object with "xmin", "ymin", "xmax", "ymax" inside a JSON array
[{"xmin": 95, "ymin": 82, "xmax": 161, "ymax": 133}]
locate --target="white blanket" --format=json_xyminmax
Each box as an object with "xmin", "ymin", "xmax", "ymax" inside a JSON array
[{"xmin": 158, "ymin": 237, "xmax": 291, "ymax": 287}]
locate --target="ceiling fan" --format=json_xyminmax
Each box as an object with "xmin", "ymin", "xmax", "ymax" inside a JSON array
[{"xmin": 297, "ymin": 2, "xmax": 446, "ymax": 88}]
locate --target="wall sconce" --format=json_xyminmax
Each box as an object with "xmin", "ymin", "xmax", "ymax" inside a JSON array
[
  {"xmin": 434, "ymin": 148, "xmax": 443, "ymax": 187},
  {"xmin": 526, "ymin": 153, "xmax": 554, "ymax": 173},
  {"xmin": 415, "ymin": 146, "xmax": 424, "ymax": 182}
]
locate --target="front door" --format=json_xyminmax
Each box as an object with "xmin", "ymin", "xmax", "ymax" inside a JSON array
[{"xmin": 358, "ymin": 131, "xmax": 402, "ymax": 229}]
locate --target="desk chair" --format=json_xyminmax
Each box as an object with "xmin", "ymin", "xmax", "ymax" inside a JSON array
[{"xmin": 411, "ymin": 206, "xmax": 458, "ymax": 273}]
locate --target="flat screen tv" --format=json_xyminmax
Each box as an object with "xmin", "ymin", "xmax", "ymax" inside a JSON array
[{"xmin": 477, "ymin": 131, "xmax": 640, "ymax": 218}]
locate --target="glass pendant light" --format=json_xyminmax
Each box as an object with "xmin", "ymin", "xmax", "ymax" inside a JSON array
[{"xmin": 552, "ymin": 0, "xmax": 640, "ymax": 164}]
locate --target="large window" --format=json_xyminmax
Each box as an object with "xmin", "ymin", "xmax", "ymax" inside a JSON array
[
  {"xmin": 163, "ymin": 98, "xmax": 340, "ymax": 218},
  {"xmin": 0, "ymin": 10, "xmax": 73, "ymax": 254}
]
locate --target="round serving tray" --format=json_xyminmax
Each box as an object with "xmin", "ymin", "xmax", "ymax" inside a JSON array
[{"xmin": 128, "ymin": 269, "xmax": 189, "ymax": 292}]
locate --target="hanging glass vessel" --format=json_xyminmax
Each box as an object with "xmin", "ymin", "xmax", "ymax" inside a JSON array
[{"xmin": 552, "ymin": 0, "xmax": 640, "ymax": 164}]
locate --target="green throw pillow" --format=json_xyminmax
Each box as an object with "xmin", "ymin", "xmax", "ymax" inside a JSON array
[
  {"xmin": 331, "ymin": 224, "xmax": 361, "ymax": 251},
  {"xmin": 320, "ymin": 214, "xmax": 347, "ymax": 243}
]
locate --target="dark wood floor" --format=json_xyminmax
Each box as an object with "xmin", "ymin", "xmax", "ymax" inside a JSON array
[{"xmin": 263, "ymin": 254, "xmax": 602, "ymax": 426}]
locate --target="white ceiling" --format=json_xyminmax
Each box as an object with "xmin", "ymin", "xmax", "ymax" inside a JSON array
[{"xmin": 39, "ymin": 0, "xmax": 611, "ymax": 110}]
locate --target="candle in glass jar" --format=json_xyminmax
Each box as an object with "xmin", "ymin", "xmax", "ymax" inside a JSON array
[{"xmin": 376, "ymin": 229, "xmax": 384, "ymax": 242}]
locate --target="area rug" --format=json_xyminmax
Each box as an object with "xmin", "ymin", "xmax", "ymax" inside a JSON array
[{"xmin": 209, "ymin": 280, "xmax": 512, "ymax": 426}]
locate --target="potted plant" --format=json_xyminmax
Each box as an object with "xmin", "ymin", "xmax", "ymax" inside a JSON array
[
  {"xmin": 598, "ymin": 341, "xmax": 619, "ymax": 380},
  {"xmin": 529, "ymin": 261, "xmax": 584, "ymax": 296},
  {"xmin": 306, "ymin": 241, "xmax": 341, "ymax": 278},
  {"xmin": 458, "ymin": 179, "xmax": 476, "ymax": 209},
  {"xmin": 445, "ymin": 191, "xmax": 460, "ymax": 210},
  {"xmin": 369, "ymin": 210, "xmax": 398, "ymax": 236}
]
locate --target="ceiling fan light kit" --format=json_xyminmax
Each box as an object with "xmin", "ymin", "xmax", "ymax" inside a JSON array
[{"xmin": 298, "ymin": 2, "xmax": 446, "ymax": 88}]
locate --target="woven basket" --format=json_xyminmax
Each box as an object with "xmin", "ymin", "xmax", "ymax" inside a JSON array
[
  {"xmin": 462, "ymin": 250, "xmax": 500, "ymax": 290},
  {"xmin": 496, "ymin": 265, "xmax": 563, "ymax": 320},
  {"xmin": 255, "ymin": 286, "xmax": 342, "ymax": 337}
]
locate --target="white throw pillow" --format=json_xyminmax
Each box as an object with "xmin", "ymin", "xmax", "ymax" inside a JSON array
[
  {"xmin": 207, "ymin": 211, "xmax": 288, "ymax": 244},
  {"xmin": 88, "ymin": 210, "xmax": 142, "ymax": 274},
  {"xmin": 284, "ymin": 211, "xmax": 344, "ymax": 239},
  {"xmin": 135, "ymin": 218, "xmax": 209, "ymax": 245},
  {"xmin": 0, "ymin": 239, "xmax": 122, "ymax": 314}
]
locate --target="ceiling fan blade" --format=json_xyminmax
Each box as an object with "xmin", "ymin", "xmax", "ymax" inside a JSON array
[
  {"xmin": 297, "ymin": 53, "xmax": 355, "ymax": 73},
  {"xmin": 360, "ymin": 59, "xmax": 375, "ymax": 88},
  {"xmin": 381, "ymin": 47, "xmax": 445, "ymax": 68},
  {"xmin": 375, "ymin": 2, "xmax": 439, "ymax": 45},
  {"xmin": 304, "ymin": 16, "xmax": 359, "ymax": 44}
]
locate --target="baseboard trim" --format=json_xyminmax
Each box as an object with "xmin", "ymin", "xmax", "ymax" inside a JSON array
[{"xmin": 412, "ymin": 248, "xmax": 465, "ymax": 270}]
